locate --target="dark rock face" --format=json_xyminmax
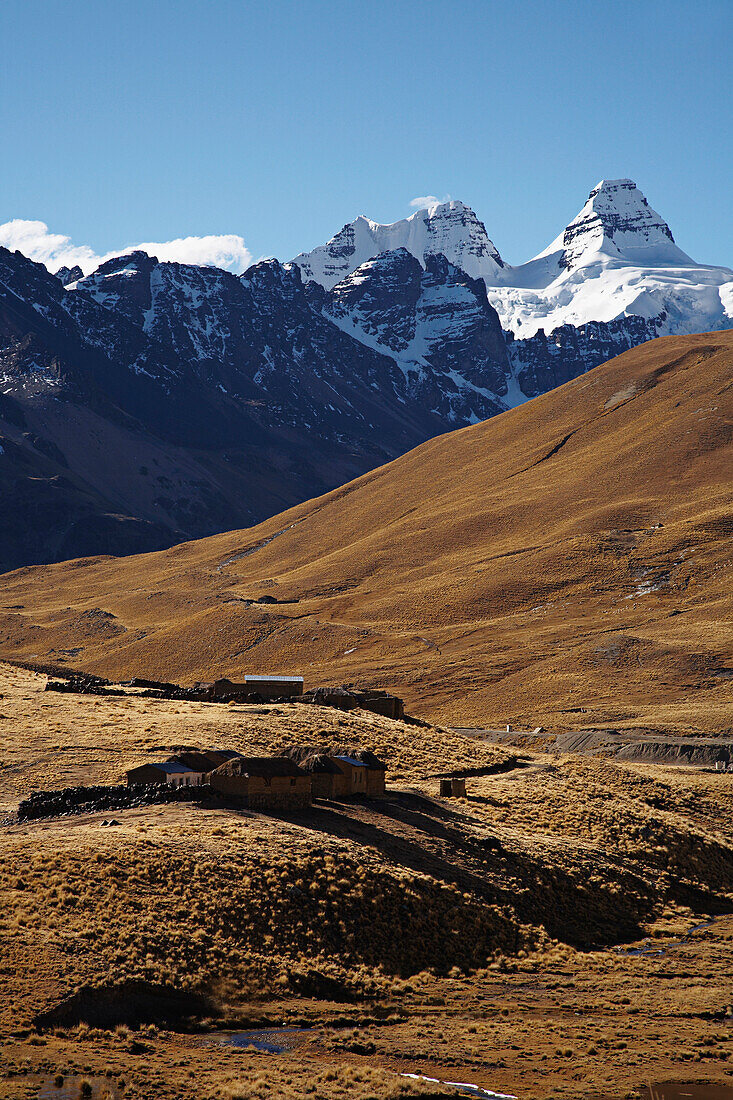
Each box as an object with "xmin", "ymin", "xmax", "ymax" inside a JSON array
[
  {"xmin": 417, "ymin": 254, "xmax": 510, "ymax": 401},
  {"xmin": 74, "ymin": 250, "xmax": 438, "ymax": 453},
  {"xmin": 321, "ymin": 247, "xmax": 424, "ymax": 354},
  {"xmin": 0, "ymin": 234, "xmax": 680, "ymax": 574},
  {"xmin": 320, "ymin": 249, "xmax": 511, "ymax": 423},
  {"xmin": 507, "ymin": 314, "xmax": 662, "ymax": 396}
]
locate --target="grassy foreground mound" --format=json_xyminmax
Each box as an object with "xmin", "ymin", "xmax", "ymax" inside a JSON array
[{"xmin": 2, "ymin": 664, "xmax": 733, "ymax": 1098}]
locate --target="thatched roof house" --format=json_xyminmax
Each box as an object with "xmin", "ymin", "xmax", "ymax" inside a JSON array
[
  {"xmin": 170, "ymin": 749, "xmax": 241, "ymax": 772},
  {"xmin": 300, "ymin": 686, "xmax": 404, "ymax": 720}
]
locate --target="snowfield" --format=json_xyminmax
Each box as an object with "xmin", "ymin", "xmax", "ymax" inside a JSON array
[{"xmin": 293, "ymin": 179, "xmax": 733, "ymax": 342}]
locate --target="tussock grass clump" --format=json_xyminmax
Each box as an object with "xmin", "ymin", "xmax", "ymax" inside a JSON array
[
  {"xmin": 226, "ymin": 1063, "xmax": 451, "ymax": 1099},
  {"xmin": 0, "ymin": 830, "xmax": 532, "ymax": 1028}
]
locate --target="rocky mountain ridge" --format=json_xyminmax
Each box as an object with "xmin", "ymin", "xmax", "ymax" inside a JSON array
[
  {"xmin": 0, "ymin": 245, "xmax": 509, "ymax": 570},
  {"xmin": 294, "ymin": 179, "xmax": 733, "ymax": 343},
  {"xmin": 1, "ymin": 177, "xmax": 731, "ymax": 571}
]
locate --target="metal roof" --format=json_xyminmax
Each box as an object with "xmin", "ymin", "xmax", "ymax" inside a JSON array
[
  {"xmin": 334, "ymin": 755, "xmax": 368, "ymax": 767},
  {"xmin": 243, "ymin": 675, "xmax": 304, "ymax": 682},
  {"xmin": 146, "ymin": 761, "xmax": 195, "ymax": 775}
]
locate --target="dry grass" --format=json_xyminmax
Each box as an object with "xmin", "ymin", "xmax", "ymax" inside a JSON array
[
  {"xmin": 1, "ymin": 335, "xmax": 733, "ymax": 1099},
  {"xmin": 0, "ymin": 332, "xmax": 731, "ymax": 735},
  {"xmin": 225, "ymin": 1064, "xmax": 451, "ymax": 1099},
  {"xmin": 1, "ymin": 663, "xmax": 733, "ymax": 1096},
  {"xmin": 0, "ymin": 662, "xmax": 508, "ymax": 815}
]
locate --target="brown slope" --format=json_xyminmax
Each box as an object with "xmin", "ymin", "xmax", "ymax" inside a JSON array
[{"xmin": 1, "ymin": 331, "xmax": 731, "ymax": 733}]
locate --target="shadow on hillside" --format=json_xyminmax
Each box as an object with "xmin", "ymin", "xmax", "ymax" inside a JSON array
[{"xmin": 289, "ymin": 794, "xmax": 654, "ymax": 947}]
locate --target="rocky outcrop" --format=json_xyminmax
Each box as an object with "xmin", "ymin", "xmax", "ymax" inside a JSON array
[
  {"xmin": 53, "ymin": 264, "xmax": 83, "ymax": 286},
  {"xmin": 507, "ymin": 314, "xmax": 662, "ymax": 396}
]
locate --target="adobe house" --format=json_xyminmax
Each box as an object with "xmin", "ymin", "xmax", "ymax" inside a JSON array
[
  {"xmin": 354, "ymin": 691, "xmax": 404, "ymax": 721},
  {"xmin": 295, "ymin": 753, "xmax": 347, "ymax": 799},
  {"xmin": 331, "ymin": 755, "xmax": 369, "ymax": 796},
  {"xmin": 125, "ymin": 761, "xmax": 202, "ymax": 788},
  {"xmin": 242, "ymin": 675, "xmax": 304, "ymax": 698},
  {"xmin": 207, "ymin": 756, "xmax": 311, "ymax": 810},
  {"xmin": 195, "ymin": 676, "xmax": 304, "ymax": 702},
  {"xmin": 301, "ymin": 686, "xmax": 404, "ymax": 720},
  {"xmin": 284, "ymin": 747, "xmax": 387, "ymax": 799},
  {"xmin": 439, "ymin": 778, "xmax": 467, "ymax": 798},
  {"xmin": 352, "ymin": 750, "xmax": 388, "ymax": 797}
]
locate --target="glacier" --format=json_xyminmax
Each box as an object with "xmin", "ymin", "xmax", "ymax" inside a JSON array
[{"xmin": 292, "ymin": 179, "xmax": 733, "ymax": 346}]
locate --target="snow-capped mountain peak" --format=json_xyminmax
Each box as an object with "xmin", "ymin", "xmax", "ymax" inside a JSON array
[
  {"xmin": 484, "ymin": 178, "xmax": 732, "ymax": 340},
  {"xmin": 291, "ymin": 199, "xmax": 504, "ymax": 289},
  {"xmin": 534, "ymin": 178, "xmax": 694, "ymax": 272}
]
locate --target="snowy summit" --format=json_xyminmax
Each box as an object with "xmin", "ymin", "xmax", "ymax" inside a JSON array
[
  {"xmin": 294, "ymin": 179, "xmax": 732, "ymax": 343},
  {"xmin": 486, "ymin": 179, "xmax": 733, "ymax": 338},
  {"xmin": 291, "ymin": 199, "xmax": 504, "ymax": 290}
]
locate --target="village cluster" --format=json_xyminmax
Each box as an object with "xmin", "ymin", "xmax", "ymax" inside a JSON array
[
  {"xmin": 126, "ymin": 748, "xmax": 387, "ymax": 811},
  {"xmin": 121, "ymin": 673, "xmax": 396, "ymax": 810}
]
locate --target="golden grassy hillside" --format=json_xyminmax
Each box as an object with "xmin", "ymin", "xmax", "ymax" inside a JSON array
[
  {"xmin": 0, "ymin": 331, "xmax": 731, "ymax": 730},
  {"xmin": 1, "ymin": 663, "xmax": 732, "ymax": 1100}
]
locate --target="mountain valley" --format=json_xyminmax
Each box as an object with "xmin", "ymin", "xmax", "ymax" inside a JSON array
[
  {"xmin": 1, "ymin": 329, "xmax": 730, "ymax": 737},
  {"xmin": 2, "ymin": 217, "xmax": 732, "ymax": 1100}
]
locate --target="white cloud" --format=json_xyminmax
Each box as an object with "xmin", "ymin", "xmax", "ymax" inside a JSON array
[
  {"xmin": 409, "ymin": 195, "xmax": 441, "ymax": 210},
  {"xmin": 0, "ymin": 219, "xmax": 253, "ymax": 275},
  {"xmin": 131, "ymin": 234, "xmax": 252, "ymax": 272},
  {"xmin": 0, "ymin": 219, "xmax": 99, "ymax": 272},
  {"xmin": 409, "ymin": 194, "xmax": 452, "ymax": 211}
]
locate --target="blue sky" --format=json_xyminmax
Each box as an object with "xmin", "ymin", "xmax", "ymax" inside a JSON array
[{"xmin": 1, "ymin": 0, "xmax": 731, "ymax": 270}]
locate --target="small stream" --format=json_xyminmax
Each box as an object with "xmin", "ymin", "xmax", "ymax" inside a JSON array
[
  {"xmin": 616, "ymin": 914, "xmax": 731, "ymax": 958},
  {"xmin": 202, "ymin": 1024, "xmax": 733, "ymax": 1100},
  {"xmin": 208, "ymin": 1027, "xmax": 313, "ymax": 1053},
  {"xmin": 205, "ymin": 1028, "xmax": 517, "ymax": 1098},
  {"xmin": 401, "ymin": 1072, "xmax": 516, "ymax": 1099},
  {"xmin": 36, "ymin": 1035, "xmax": 733, "ymax": 1100}
]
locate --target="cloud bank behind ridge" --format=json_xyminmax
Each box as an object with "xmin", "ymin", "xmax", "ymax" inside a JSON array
[{"xmin": 0, "ymin": 219, "xmax": 253, "ymax": 275}]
